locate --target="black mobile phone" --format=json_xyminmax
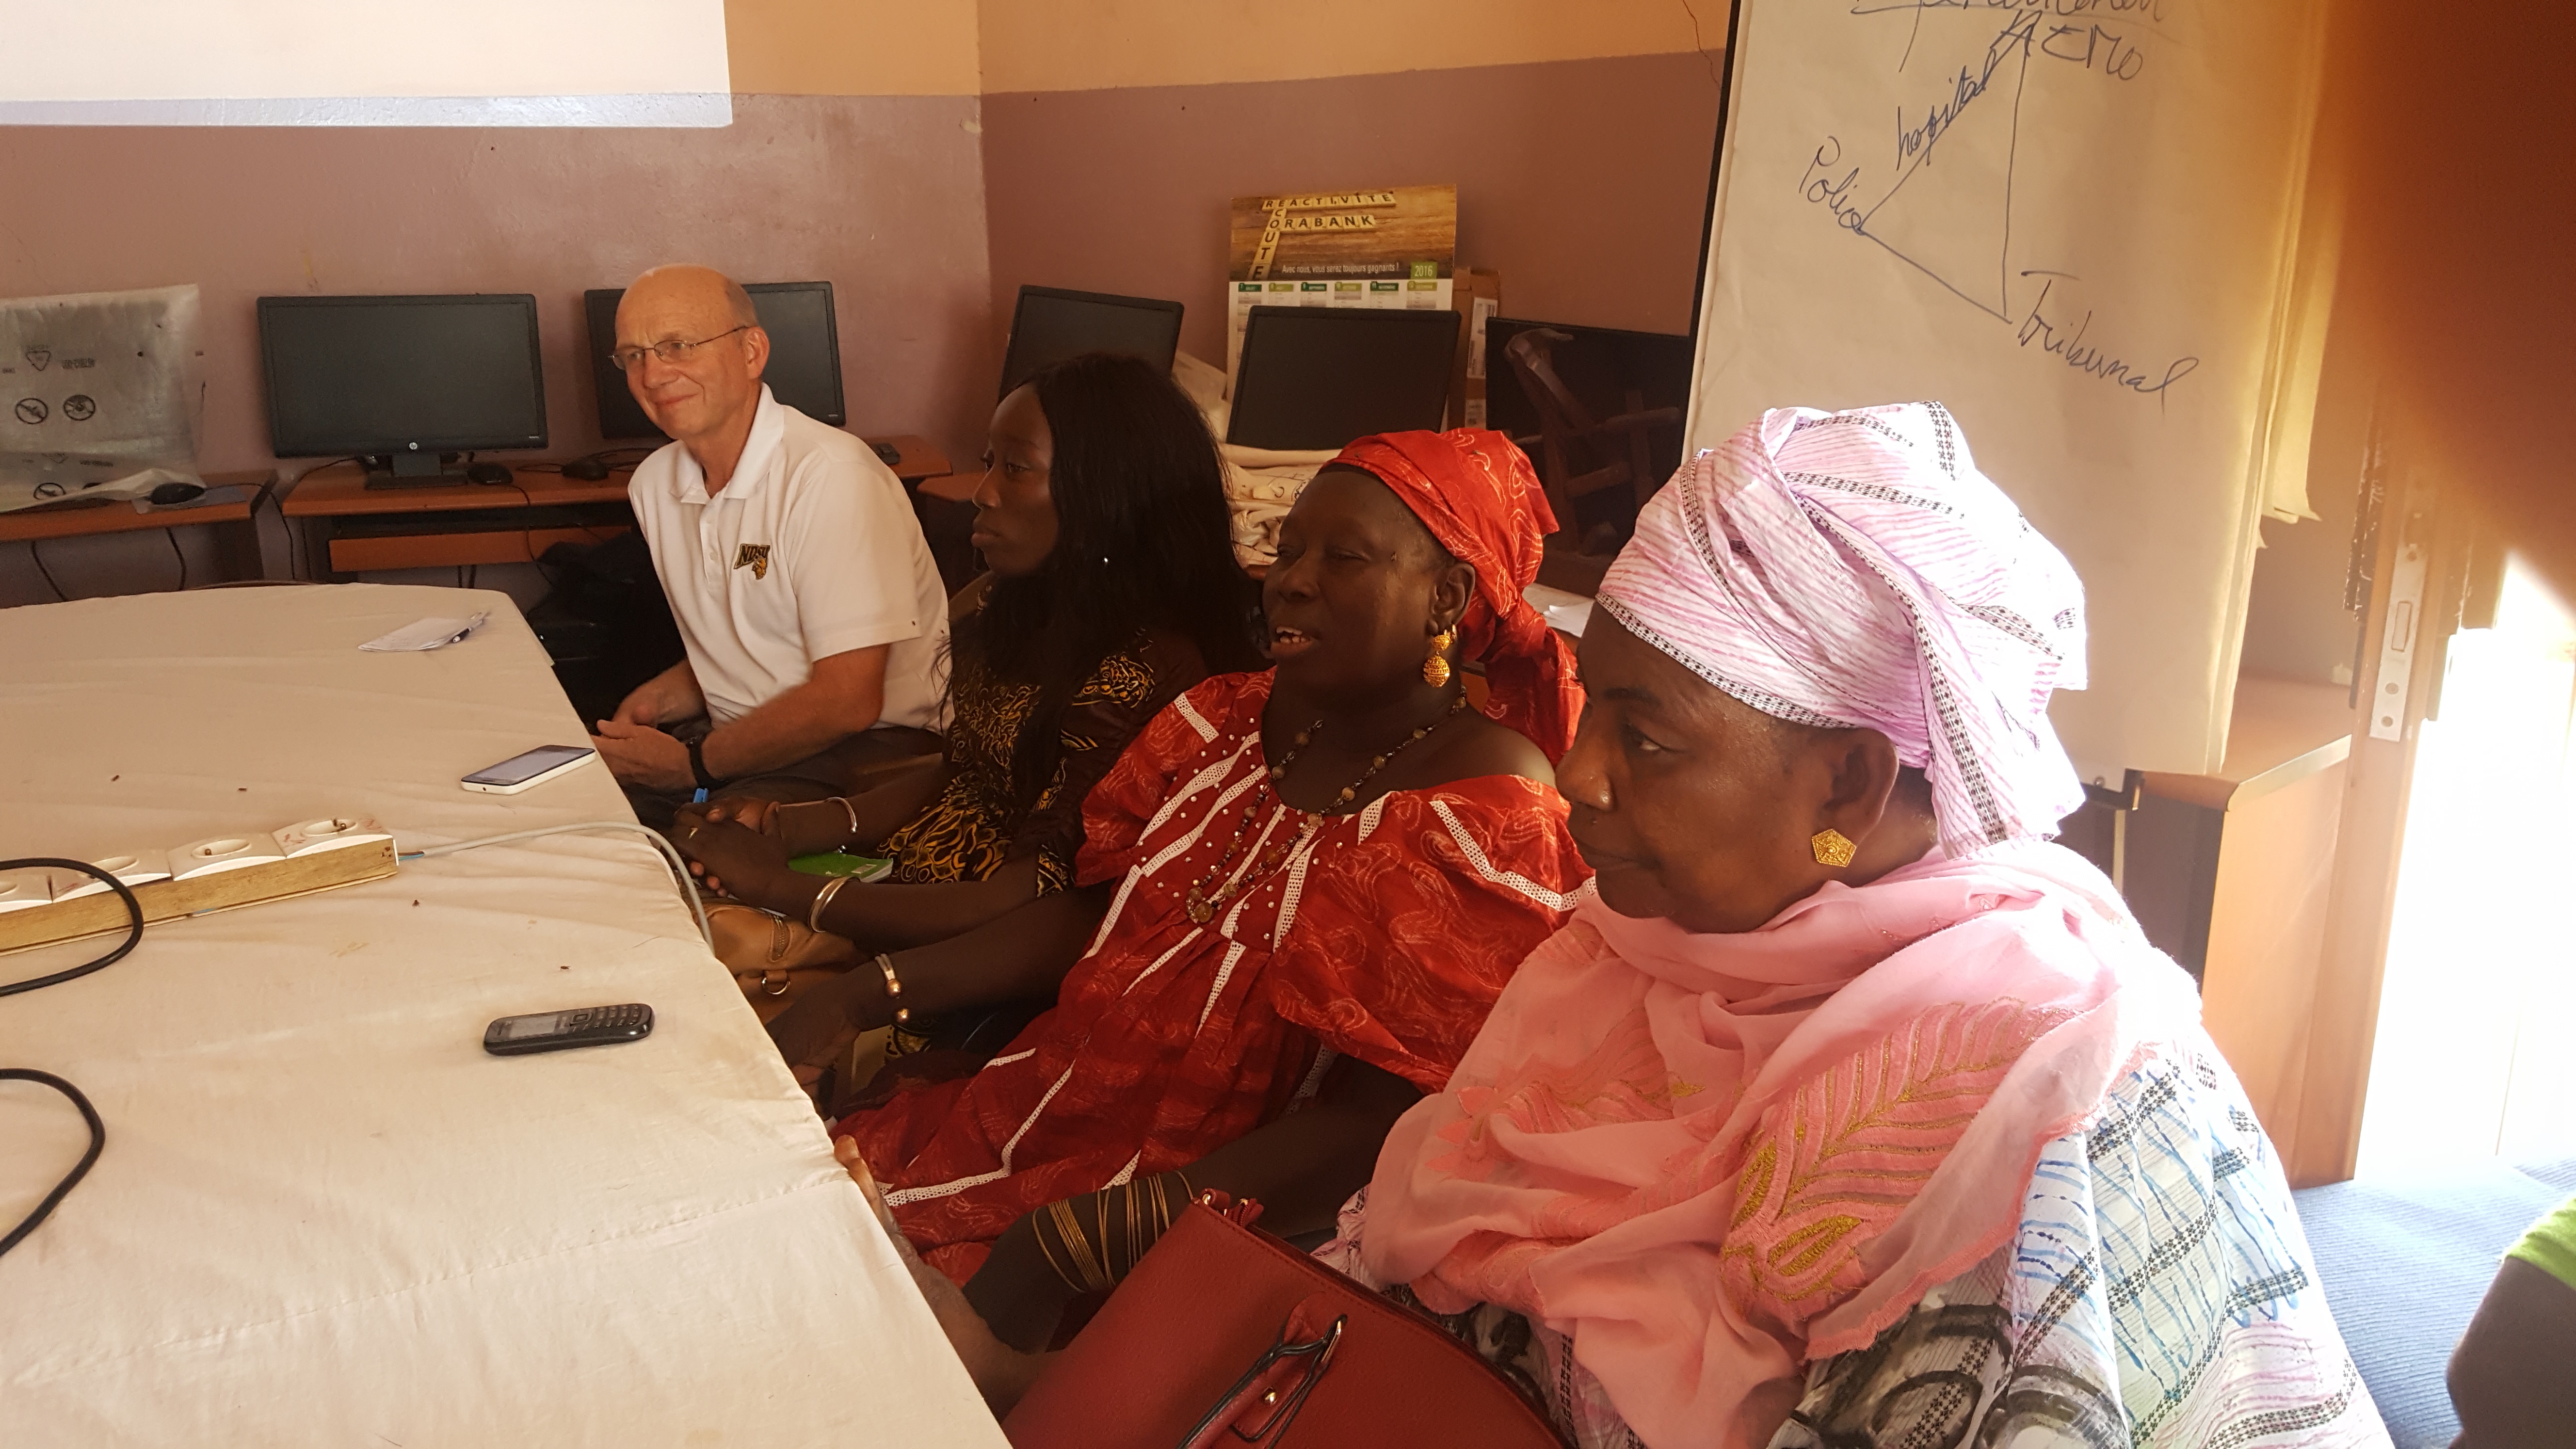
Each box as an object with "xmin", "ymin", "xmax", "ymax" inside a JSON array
[{"xmin": 482, "ymin": 1003, "xmax": 654, "ymax": 1056}]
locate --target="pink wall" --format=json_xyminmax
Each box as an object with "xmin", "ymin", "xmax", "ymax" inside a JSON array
[
  {"xmin": 0, "ymin": 96, "xmax": 999, "ymax": 477},
  {"xmin": 1, "ymin": 58, "xmax": 1721, "ymax": 605},
  {"xmin": 980, "ymin": 52, "xmax": 1726, "ymax": 367}
]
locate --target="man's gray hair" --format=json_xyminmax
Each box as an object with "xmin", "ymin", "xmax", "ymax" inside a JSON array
[
  {"xmin": 719, "ymin": 275, "xmax": 758, "ymax": 329},
  {"xmin": 625, "ymin": 264, "xmax": 760, "ymax": 330}
]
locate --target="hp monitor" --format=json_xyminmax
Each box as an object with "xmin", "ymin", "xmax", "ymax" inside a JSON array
[
  {"xmin": 1225, "ymin": 305, "xmax": 1458, "ymax": 452},
  {"xmin": 257, "ymin": 294, "xmax": 547, "ymax": 487},
  {"xmin": 585, "ymin": 281, "xmax": 846, "ymax": 441},
  {"xmin": 998, "ymin": 286, "xmax": 1185, "ymax": 398}
]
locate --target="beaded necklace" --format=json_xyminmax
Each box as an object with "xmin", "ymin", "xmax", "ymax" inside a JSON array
[{"xmin": 1181, "ymin": 692, "xmax": 1469, "ymax": 926}]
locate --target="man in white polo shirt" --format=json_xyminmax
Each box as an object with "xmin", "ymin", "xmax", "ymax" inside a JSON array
[{"xmin": 592, "ymin": 264, "xmax": 947, "ymax": 819}]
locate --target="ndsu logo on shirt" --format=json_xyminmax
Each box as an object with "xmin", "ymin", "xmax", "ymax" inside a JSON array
[{"xmin": 734, "ymin": 543, "xmax": 773, "ymax": 580}]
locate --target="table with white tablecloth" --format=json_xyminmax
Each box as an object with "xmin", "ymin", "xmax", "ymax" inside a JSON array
[{"xmin": 0, "ymin": 584, "xmax": 1004, "ymax": 1447}]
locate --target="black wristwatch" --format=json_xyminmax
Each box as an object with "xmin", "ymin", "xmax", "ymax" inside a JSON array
[{"xmin": 686, "ymin": 735, "xmax": 720, "ymax": 791}]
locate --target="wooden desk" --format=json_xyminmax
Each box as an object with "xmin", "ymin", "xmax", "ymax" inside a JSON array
[
  {"xmin": 285, "ymin": 436, "xmax": 953, "ymax": 579},
  {"xmin": 2124, "ymin": 676, "xmax": 2356, "ymax": 1185},
  {"xmin": 916, "ymin": 472, "xmax": 973, "ymax": 503},
  {"xmin": 0, "ymin": 470, "xmax": 275, "ymax": 584},
  {"xmin": 872, "ymin": 435, "xmax": 950, "ymax": 483},
  {"xmin": 284, "ymin": 460, "xmax": 636, "ymax": 576}
]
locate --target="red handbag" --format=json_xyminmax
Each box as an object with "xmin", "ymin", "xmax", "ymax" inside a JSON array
[{"xmin": 1002, "ymin": 1194, "xmax": 1564, "ymax": 1449}]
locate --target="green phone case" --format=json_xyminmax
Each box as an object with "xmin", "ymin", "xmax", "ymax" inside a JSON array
[{"xmin": 788, "ymin": 852, "xmax": 894, "ymax": 882}]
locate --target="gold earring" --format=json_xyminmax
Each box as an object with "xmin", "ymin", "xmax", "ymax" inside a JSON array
[
  {"xmin": 1422, "ymin": 627, "xmax": 1456, "ymax": 687},
  {"xmin": 1810, "ymin": 828, "xmax": 1857, "ymax": 868}
]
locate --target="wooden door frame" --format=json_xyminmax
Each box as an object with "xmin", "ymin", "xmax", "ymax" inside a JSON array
[{"xmin": 2279, "ymin": 414, "xmax": 2480, "ymax": 1183}]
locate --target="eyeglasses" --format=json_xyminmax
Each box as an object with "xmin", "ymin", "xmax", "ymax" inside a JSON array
[{"xmin": 609, "ymin": 324, "xmax": 752, "ymax": 372}]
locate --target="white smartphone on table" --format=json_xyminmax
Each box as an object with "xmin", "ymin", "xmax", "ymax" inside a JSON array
[{"xmin": 461, "ymin": 744, "xmax": 598, "ymax": 794}]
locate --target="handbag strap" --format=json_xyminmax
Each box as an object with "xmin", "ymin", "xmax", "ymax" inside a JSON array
[
  {"xmin": 1176, "ymin": 1299, "xmax": 1345, "ymax": 1449},
  {"xmin": 1192, "ymin": 1188, "xmax": 1266, "ymax": 1230}
]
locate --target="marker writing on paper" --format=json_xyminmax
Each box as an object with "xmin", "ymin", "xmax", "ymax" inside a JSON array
[{"xmin": 2014, "ymin": 274, "xmax": 2199, "ymax": 406}]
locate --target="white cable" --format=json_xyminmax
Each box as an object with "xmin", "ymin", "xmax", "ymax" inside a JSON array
[{"xmin": 398, "ymin": 821, "xmax": 712, "ymax": 947}]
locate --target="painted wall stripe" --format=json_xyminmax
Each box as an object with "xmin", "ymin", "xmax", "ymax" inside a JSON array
[{"xmin": 0, "ymin": 95, "xmax": 732, "ymax": 128}]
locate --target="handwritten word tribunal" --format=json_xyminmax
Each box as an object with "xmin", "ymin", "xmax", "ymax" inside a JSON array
[{"xmin": 2015, "ymin": 274, "xmax": 2197, "ymax": 403}]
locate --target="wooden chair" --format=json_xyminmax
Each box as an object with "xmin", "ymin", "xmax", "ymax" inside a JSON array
[{"xmin": 1502, "ymin": 327, "xmax": 1683, "ymax": 528}]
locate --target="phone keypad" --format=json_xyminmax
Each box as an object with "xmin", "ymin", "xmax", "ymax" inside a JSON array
[{"xmin": 555, "ymin": 1005, "xmax": 647, "ymax": 1034}]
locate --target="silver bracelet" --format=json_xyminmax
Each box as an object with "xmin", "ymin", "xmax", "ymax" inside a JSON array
[
  {"xmin": 834, "ymin": 794, "xmax": 860, "ymax": 845},
  {"xmin": 807, "ymin": 874, "xmax": 853, "ymax": 933},
  {"xmin": 874, "ymin": 951, "xmax": 910, "ymax": 1026}
]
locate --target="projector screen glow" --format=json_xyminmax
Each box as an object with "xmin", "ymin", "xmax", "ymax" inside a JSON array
[{"xmin": 2, "ymin": 0, "xmax": 731, "ymax": 127}]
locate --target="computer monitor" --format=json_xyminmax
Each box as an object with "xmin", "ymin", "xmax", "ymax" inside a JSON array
[
  {"xmin": 1481, "ymin": 316, "xmax": 1694, "ymax": 514},
  {"xmin": 1225, "ymin": 306, "xmax": 1459, "ymax": 452},
  {"xmin": 998, "ymin": 286, "xmax": 1185, "ymax": 398},
  {"xmin": 257, "ymin": 294, "xmax": 547, "ymax": 486},
  {"xmin": 585, "ymin": 281, "xmax": 847, "ymax": 441}
]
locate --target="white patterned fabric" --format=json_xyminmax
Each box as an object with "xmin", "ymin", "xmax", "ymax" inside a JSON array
[
  {"xmin": 1596, "ymin": 404, "xmax": 2089, "ymax": 855},
  {"xmin": 1770, "ymin": 1036, "xmax": 2387, "ymax": 1448},
  {"xmin": 1321, "ymin": 1033, "xmax": 2387, "ymax": 1449}
]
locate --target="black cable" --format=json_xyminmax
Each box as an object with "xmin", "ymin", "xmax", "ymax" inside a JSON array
[
  {"xmin": 290, "ymin": 456, "xmax": 363, "ymax": 583},
  {"xmin": 472, "ymin": 466, "xmax": 618, "ymax": 572},
  {"xmin": 0, "ymin": 858, "xmax": 142, "ymax": 1259},
  {"xmin": 0, "ymin": 858, "xmax": 144, "ymax": 996},
  {"xmin": 0, "ymin": 1070, "xmax": 104, "ymax": 1259},
  {"xmin": 26, "ymin": 540, "xmax": 68, "ymax": 601},
  {"xmin": 257, "ymin": 482, "xmax": 300, "ymax": 583},
  {"xmin": 165, "ymin": 526, "xmax": 187, "ymax": 591},
  {"xmin": 481, "ymin": 472, "xmax": 544, "ymax": 577}
]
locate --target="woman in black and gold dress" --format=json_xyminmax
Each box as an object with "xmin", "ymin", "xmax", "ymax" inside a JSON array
[{"xmin": 681, "ymin": 352, "xmax": 1261, "ymax": 1022}]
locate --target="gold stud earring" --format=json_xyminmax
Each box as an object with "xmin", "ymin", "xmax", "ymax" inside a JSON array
[
  {"xmin": 1810, "ymin": 828, "xmax": 1857, "ymax": 868},
  {"xmin": 1422, "ymin": 627, "xmax": 1456, "ymax": 687}
]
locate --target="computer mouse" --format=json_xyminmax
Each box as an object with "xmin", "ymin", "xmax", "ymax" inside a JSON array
[
  {"xmin": 148, "ymin": 482, "xmax": 205, "ymax": 506},
  {"xmin": 873, "ymin": 441, "xmax": 903, "ymax": 467},
  {"xmin": 562, "ymin": 457, "xmax": 612, "ymax": 482},
  {"xmin": 466, "ymin": 462, "xmax": 513, "ymax": 485}
]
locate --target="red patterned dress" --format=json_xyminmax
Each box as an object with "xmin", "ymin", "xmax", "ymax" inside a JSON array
[{"xmin": 848, "ymin": 670, "xmax": 1592, "ymax": 1280}]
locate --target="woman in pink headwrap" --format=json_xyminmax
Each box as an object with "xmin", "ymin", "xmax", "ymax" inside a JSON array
[
  {"xmin": 770, "ymin": 430, "xmax": 1593, "ymax": 1351},
  {"xmin": 1316, "ymin": 405, "xmax": 2387, "ymax": 1449}
]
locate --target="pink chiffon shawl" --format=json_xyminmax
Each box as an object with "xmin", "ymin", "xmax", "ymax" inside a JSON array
[{"xmin": 1359, "ymin": 839, "xmax": 2201, "ymax": 1449}]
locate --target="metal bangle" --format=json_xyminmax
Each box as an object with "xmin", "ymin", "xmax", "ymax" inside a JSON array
[
  {"xmin": 807, "ymin": 874, "xmax": 852, "ymax": 933},
  {"xmin": 874, "ymin": 951, "xmax": 909, "ymax": 1025},
  {"xmin": 1032, "ymin": 1209, "xmax": 1082, "ymax": 1292},
  {"xmin": 835, "ymin": 794, "xmax": 861, "ymax": 844},
  {"xmin": 1048, "ymin": 1197, "xmax": 1111, "ymax": 1294}
]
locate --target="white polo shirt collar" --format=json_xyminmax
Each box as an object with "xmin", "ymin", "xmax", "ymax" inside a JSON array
[{"xmin": 662, "ymin": 387, "xmax": 789, "ymax": 506}]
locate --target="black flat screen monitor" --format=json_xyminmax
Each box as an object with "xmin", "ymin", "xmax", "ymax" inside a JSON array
[
  {"xmin": 1225, "ymin": 306, "xmax": 1459, "ymax": 452},
  {"xmin": 998, "ymin": 286, "xmax": 1185, "ymax": 398},
  {"xmin": 258, "ymin": 294, "xmax": 547, "ymax": 481},
  {"xmin": 585, "ymin": 281, "xmax": 846, "ymax": 441},
  {"xmin": 1481, "ymin": 316, "xmax": 1695, "ymax": 488}
]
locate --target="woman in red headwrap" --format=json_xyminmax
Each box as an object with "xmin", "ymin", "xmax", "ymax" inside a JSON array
[{"xmin": 755, "ymin": 430, "xmax": 1591, "ymax": 1349}]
